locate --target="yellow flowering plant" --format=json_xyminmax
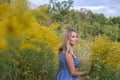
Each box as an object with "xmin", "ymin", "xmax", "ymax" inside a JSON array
[
  {"xmin": 89, "ymin": 36, "xmax": 120, "ymax": 80},
  {"xmin": 0, "ymin": 2, "xmax": 60, "ymax": 80}
]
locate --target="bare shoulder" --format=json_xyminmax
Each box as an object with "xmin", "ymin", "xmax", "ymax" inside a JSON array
[{"xmin": 65, "ymin": 53, "xmax": 73, "ymax": 60}]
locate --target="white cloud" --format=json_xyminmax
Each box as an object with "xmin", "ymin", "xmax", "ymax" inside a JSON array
[
  {"xmin": 102, "ymin": 7, "xmax": 119, "ymax": 17},
  {"xmin": 106, "ymin": 8, "xmax": 116, "ymax": 14},
  {"xmin": 28, "ymin": 0, "xmax": 49, "ymax": 9},
  {"xmin": 71, "ymin": 6, "xmax": 105, "ymax": 11}
]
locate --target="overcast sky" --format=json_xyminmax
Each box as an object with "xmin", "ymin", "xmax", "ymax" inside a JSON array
[{"xmin": 28, "ymin": 0, "xmax": 120, "ymax": 18}]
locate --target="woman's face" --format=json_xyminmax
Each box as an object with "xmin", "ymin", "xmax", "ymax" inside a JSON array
[{"xmin": 70, "ymin": 31, "xmax": 78, "ymax": 46}]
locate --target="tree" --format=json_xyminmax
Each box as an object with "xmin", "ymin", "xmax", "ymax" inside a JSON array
[{"xmin": 48, "ymin": 0, "xmax": 73, "ymax": 21}]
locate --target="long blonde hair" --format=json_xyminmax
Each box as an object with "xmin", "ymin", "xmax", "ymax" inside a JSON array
[{"xmin": 59, "ymin": 29, "xmax": 78, "ymax": 55}]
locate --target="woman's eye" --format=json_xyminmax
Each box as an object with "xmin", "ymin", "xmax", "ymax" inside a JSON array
[
  {"xmin": 72, "ymin": 36, "xmax": 78, "ymax": 38},
  {"xmin": 72, "ymin": 36, "xmax": 75, "ymax": 38}
]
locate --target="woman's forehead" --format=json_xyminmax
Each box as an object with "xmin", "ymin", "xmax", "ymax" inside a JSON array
[{"xmin": 71, "ymin": 31, "xmax": 77, "ymax": 35}]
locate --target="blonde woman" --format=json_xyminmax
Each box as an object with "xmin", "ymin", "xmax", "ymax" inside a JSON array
[{"xmin": 56, "ymin": 29, "xmax": 90, "ymax": 80}]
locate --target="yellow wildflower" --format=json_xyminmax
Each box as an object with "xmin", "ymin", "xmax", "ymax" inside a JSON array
[
  {"xmin": 50, "ymin": 22, "xmax": 59, "ymax": 30},
  {"xmin": 19, "ymin": 43, "xmax": 33, "ymax": 50}
]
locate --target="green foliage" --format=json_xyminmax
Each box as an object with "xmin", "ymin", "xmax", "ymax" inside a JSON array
[
  {"xmin": 103, "ymin": 24, "xmax": 120, "ymax": 41},
  {"xmin": 47, "ymin": 0, "xmax": 73, "ymax": 22},
  {"xmin": 0, "ymin": 0, "xmax": 10, "ymax": 4},
  {"xmin": 31, "ymin": 6, "xmax": 50, "ymax": 26}
]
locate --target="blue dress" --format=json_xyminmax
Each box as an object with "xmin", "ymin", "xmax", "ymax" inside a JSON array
[{"xmin": 57, "ymin": 52, "xmax": 79, "ymax": 80}]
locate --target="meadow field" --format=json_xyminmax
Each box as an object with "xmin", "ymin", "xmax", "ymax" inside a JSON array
[{"xmin": 0, "ymin": 0, "xmax": 120, "ymax": 80}]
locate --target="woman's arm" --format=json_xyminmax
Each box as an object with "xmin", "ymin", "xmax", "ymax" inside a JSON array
[{"xmin": 65, "ymin": 53, "xmax": 89, "ymax": 77}]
